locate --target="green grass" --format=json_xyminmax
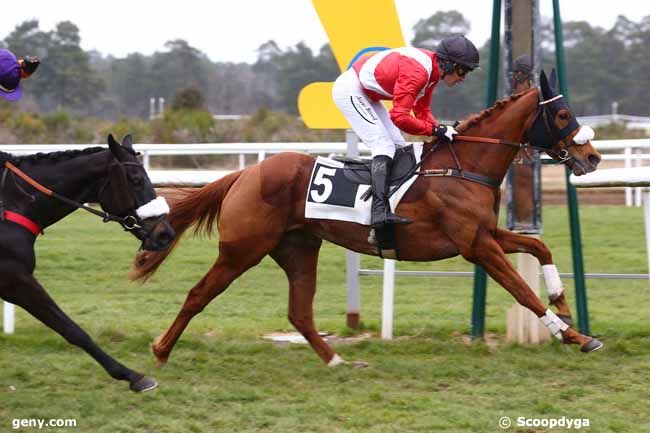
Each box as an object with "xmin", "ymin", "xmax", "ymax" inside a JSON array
[{"xmin": 1, "ymin": 205, "xmax": 649, "ymax": 432}]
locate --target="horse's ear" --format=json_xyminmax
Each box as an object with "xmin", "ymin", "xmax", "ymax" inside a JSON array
[
  {"xmin": 107, "ymin": 134, "xmax": 120, "ymax": 155},
  {"xmin": 122, "ymin": 134, "xmax": 133, "ymax": 150},
  {"xmin": 549, "ymin": 68, "xmax": 558, "ymax": 91},
  {"xmin": 540, "ymin": 70, "xmax": 552, "ymax": 99}
]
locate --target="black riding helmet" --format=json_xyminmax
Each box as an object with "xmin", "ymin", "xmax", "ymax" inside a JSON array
[{"xmin": 436, "ymin": 35, "xmax": 480, "ymax": 74}]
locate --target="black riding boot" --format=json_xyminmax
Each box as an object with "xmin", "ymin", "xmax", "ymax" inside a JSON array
[{"xmin": 370, "ymin": 155, "xmax": 412, "ymax": 228}]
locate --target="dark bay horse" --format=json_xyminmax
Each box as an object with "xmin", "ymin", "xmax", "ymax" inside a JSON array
[
  {"xmin": 0, "ymin": 135, "xmax": 175, "ymax": 392},
  {"xmin": 132, "ymin": 71, "xmax": 603, "ymax": 368}
]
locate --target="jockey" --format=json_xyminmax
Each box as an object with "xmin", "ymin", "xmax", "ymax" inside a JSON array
[
  {"xmin": 0, "ymin": 48, "xmax": 40, "ymax": 102},
  {"xmin": 512, "ymin": 54, "xmax": 533, "ymax": 93},
  {"xmin": 332, "ymin": 35, "xmax": 479, "ymax": 229}
]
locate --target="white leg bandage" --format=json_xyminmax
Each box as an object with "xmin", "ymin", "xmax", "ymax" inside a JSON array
[
  {"xmin": 540, "ymin": 309, "xmax": 569, "ymax": 340},
  {"xmin": 542, "ymin": 264, "xmax": 564, "ymax": 300},
  {"xmin": 328, "ymin": 354, "xmax": 346, "ymax": 367},
  {"xmin": 136, "ymin": 196, "xmax": 170, "ymax": 219}
]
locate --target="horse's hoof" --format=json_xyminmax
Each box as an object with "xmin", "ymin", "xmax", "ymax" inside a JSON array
[
  {"xmin": 350, "ymin": 361, "xmax": 369, "ymax": 369},
  {"xmin": 152, "ymin": 338, "xmax": 170, "ymax": 367},
  {"xmin": 557, "ymin": 314, "xmax": 573, "ymax": 328},
  {"xmin": 580, "ymin": 338, "xmax": 604, "ymax": 353},
  {"xmin": 130, "ymin": 376, "xmax": 158, "ymax": 393}
]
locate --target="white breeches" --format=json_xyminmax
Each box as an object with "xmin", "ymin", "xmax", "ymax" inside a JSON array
[{"xmin": 332, "ymin": 69, "xmax": 405, "ymax": 158}]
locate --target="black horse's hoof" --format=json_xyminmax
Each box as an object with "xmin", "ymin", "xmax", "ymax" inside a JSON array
[
  {"xmin": 130, "ymin": 376, "xmax": 158, "ymax": 393},
  {"xmin": 557, "ymin": 314, "xmax": 573, "ymax": 328},
  {"xmin": 580, "ymin": 338, "xmax": 604, "ymax": 353}
]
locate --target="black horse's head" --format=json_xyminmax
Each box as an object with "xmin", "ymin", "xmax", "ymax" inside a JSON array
[
  {"xmin": 528, "ymin": 69, "xmax": 601, "ymax": 175},
  {"xmin": 99, "ymin": 134, "xmax": 175, "ymax": 251}
]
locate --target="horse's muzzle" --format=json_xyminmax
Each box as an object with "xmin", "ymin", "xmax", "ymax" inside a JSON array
[{"xmin": 141, "ymin": 218, "xmax": 175, "ymax": 251}]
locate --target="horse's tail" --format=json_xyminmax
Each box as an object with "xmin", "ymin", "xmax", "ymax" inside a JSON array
[{"xmin": 129, "ymin": 170, "xmax": 243, "ymax": 282}]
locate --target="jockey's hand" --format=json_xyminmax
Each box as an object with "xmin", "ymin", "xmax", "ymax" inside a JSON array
[
  {"xmin": 433, "ymin": 124, "xmax": 458, "ymax": 142},
  {"xmin": 19, "ymin": 56, "xmax": 40, "ymax": 78}
]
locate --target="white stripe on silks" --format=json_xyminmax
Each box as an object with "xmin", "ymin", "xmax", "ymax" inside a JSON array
[
  {"xmin": 327, "ymin": 354, "xmax": 346, "ymax": 367},
  {"xmin": 542, "ymin": 264, "xmax": 564, "ymax": 299},
  {"xmin": 540, "ymin": 309, "xmax": 569, "ymax": 340},
  {"xmin": 136, "ymin": 196, "xmax": 170, "ymax": 219},
  {"xmin": 573, "ymin": 126, "xmax": 595, "ymax": 144},
  {"xmin": 358, "ymin": 50, "xmax": 393, "ymax": 98}
]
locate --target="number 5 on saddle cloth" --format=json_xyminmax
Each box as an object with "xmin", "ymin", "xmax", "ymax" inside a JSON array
[{"xmin": 305, "ymin": 143, "xmax": 423, "ymax": 258}]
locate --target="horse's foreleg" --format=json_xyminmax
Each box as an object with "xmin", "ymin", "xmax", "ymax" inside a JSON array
[
  {"xmin": 1, "ymin": 273, "xmax": 156, "ymax": 392},
  {"xmin": 472, "ymin": 235, "xmax": 602, "ymax": 352},
  {"xmin": 270, "ymin": 231, "xmax": 346, "ymax": 366},
  {"xmin": 494, "ymin": 227, "xmax": 573, "ymax": 326},
  {"xmin": 153, "ymin": 239, "xmax": 273, "ymax": 366}
]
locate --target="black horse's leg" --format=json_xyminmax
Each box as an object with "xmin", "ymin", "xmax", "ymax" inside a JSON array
[{"xmin": 1, "ymin": 272, "xmax": 157, "ymax": 392}]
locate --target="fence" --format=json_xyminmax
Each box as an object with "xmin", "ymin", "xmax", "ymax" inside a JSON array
[{"xmin": 1, "ymin": 138, "xmax": 649, "ymax": 334}]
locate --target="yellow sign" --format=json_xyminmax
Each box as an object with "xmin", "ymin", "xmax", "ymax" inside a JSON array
[{"xmin": 298, "ymin": 0, "xmax": 405, "ymax": 129}]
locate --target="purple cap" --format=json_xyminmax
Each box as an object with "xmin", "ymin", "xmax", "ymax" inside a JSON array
[{"xmin": 0, "ymin": 49, "xmax": 23, "ymax": 101}]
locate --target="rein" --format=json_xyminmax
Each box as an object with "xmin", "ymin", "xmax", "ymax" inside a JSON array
[{"xmin": 2, "ymin": 161, "xmax": 142, "ymax": 231}]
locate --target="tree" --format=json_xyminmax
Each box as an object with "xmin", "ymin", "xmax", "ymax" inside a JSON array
[
  {"xmin": 171, "ymin": 87, "xmax": 205, "ymax": 111},
  {"xmin": 411, "ymin": 11, "xmax": 471, "ymax": 51}
]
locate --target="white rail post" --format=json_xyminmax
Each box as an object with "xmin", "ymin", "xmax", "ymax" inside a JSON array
[
  {"xmin": 625, "ymin": 147, "xmax": 632, "ymax": 206},
  {"xmin": 142, "ymin": 150, "xmax": 150, "ymax": 170},
  {"xmin": 635, "ymin": 148, "xmax": 643, "ymax": 207},
  {"xmin": 381, "ymin": 259, "xmax": 396, "ymax": 340},
  {"xmin": 345, "ymin": 129, "xmax": 362, "ymax": 328},
  {"xmin": 3, "ymin": 302, "xmax": 14, "ymax": 334},
  {"xmin": 643, "ymin": 188, "xmax": 650, "ymax": 284},
  {"xmin": 238, "ymin": 154, "xmax": 246, "ymax": 170}
]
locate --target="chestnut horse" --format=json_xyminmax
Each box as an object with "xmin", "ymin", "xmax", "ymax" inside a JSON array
[{"xmin": 132, "ymin": 71, "xmax": 603, "ymax": 367}]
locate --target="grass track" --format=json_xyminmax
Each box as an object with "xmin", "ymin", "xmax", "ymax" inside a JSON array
[{"xmin": 1, "ymin": 205, "xmax": 649, "ymax": 432}]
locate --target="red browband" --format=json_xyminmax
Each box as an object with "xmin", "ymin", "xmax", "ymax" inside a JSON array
[{"xmin": 2, "ymin": 210, "xmax": 41, "ymax": 236}]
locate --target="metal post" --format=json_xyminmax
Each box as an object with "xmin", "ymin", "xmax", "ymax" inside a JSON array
[
  {"xmin": 471, "ymin": 0, "xmax": 501, "ymax": 339},
  {"xmin": 553, "ymin": 0, "xmax": 590, "ymax": 335},
  {"xmin": 345, "ymin": 129, "xmax": 361, "ymax": 328}
]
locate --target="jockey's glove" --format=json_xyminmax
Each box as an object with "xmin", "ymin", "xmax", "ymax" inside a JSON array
[
  {"xmin": 19, "ymin": 56, "xmax": 40, "ymax": 78},
  {"xmin": 433, "ymin": 124, "xmax": 458, "ymax": 142}
]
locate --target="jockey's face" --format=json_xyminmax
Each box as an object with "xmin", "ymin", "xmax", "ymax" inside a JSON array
[{"xmin": 443, "ymin": 71, "xmax": 465, "ymax": 87}]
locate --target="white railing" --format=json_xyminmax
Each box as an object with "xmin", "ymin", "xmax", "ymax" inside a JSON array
[{"xmin": 1, "ymin": 138, "xmax": 649, "ymax": 334}]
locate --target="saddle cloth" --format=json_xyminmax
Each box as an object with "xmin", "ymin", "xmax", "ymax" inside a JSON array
[{"xmin": 304, "ymin": 143, "xmax": 423, "ymax": 225}]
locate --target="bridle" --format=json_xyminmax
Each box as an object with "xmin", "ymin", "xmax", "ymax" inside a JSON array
[
  {"xmin": 2, "ymin": 159, "xmax": 155, "ymax": 234},
  {"xmin": 454, "ymin": 91, "xmax": 586, "ymax": 165}
]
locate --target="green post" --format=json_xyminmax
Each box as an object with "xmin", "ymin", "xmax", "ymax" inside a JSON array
[
  {"xmin": 471, "ymin": 0, "xmax": 502, "ymax": 339},
  {"xmin": 552, "ymin": 0, "xmax": 591, "ymax": 335}
]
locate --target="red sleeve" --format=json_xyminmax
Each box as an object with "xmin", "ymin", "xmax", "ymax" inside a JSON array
[
  {"xmin": 413, "ymin": 84, "xmax": 437, "ymax": 126},
  {"xmin": 389, "ymin": 58, "xmax": 436, "ymax": 136}
]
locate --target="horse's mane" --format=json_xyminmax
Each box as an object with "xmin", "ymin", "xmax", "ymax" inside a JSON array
[
  {"xmin": 456, "ymin": 87, "xmax": 537, "ymax": 133},
  {"xmin": 9, "ymin": 146, "xmax": 106, "ymax": 165}
]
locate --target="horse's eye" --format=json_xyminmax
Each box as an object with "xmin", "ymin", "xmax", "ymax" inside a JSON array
[{"xmin": 558, "ymin": 113, "xmax": 570, "ymax": 120}]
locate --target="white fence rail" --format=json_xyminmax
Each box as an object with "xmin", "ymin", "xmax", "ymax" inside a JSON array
[{"xmin": 1, "ymin": 138, "xmax": 649, "ymax": 334}]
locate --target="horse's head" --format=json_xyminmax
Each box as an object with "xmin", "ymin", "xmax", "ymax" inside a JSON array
[
  {"xmin": 528, "ymin": 69, "xmax": 601, "ymax": 175},
  {"xmin": 100, "ymin": 134, "xmax": 175, "ymax": 251}
]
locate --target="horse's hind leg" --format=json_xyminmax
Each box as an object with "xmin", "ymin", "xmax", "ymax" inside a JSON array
[
  {"xmin": 269, "ymin": 231, "xmax": 345, "ymax": 366},
  {"xmin": 494, "ymin": 227, "xmax": 573, "ymax": 326},
  {"xmin": 0, "ymin": 271, "xmax": 156, "ymax": 392},
  {"xmin": 472, "ymin": 234, "xmax": 602, "ymax": 352},
  {"xmin": 152, "ymin": 239, "xmax": 275, "ymax": 366}
]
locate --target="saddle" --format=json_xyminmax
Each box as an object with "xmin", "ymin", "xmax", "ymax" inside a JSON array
[{"xmin": 332, "ymin": 145, "xmax": 417, "ymax": 186}]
